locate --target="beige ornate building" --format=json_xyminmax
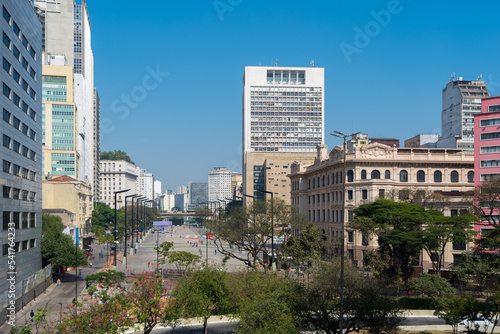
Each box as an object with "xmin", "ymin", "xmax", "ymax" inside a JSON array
[{"xmin": 289, "ymin": 143, "xmax": 475, "ymax": 272}]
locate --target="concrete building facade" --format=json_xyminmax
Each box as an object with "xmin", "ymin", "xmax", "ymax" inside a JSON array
[
  {"xmin": 0, "ymin": 0, "xmax": 43, "ymax": 318},
  {"xmin": 208, "ymin": 167, "xmax": 232, "ymax": 207},
  {"xmin": 99, "ymin": 160, "xmax": 137, "ymax": 209},
  {"xmin": 93, "ymin": 88, "xmax": 99, "ymax": 201},
  {"xmin": 405, "ymin": 134, "xmax": 439, "ymax": 148},
  {"xmin": 439, "ymin": 77, "xmax": 489, "ymax": 151},
  {"xmin": 289, "ymin": 143, "xmax": 475, "ymax": 272},
  {"xmin": 242, "ymin": 65, "xmax": 324, "ymax": 201},
  {"xmin": 41, "ymin": 60, "xmax": 79, "ymax": 180}
]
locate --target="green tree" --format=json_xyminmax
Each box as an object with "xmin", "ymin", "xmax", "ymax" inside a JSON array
[
  {"xmin": 297, "ymin": 259, "xmax": 402, "ymax": 334},
  {"xmin": 422, "ymin": 214, "xmax": 476, "ymax": 276},
  {"xmin": 452, "ymin": 251, "xmax": 500, "ymax": 294},
  {"xmin": 41, "ymin": 215, "xmax": 88, "ymax": 273},
  {"xmin": 408, "ymin": 274, "xmax": 456, "ymax": 305},
  {"xmin": 154, "ymin": 241, "xmax": 174, "ymax": 264},
  {"xmin": 474, "ymin": 180, "xmax": 500, "ymax": 251},
  {"xmin": 211, "ymin": 199, "xmax": 307, "ymax": 269},
  {"xmin": 172, "ymin": 265, "xmax": 232, "ymax": 334},
  {"xmin": 281, "ymin": 222, "xmax": 323, "ymax": 273},
  {"xmin": 100, "ymin": 150, "xmax": 134, "ymax": 164},
  {"xmin": 91, "ymin": 201, "xmax": 114, "ymax": 236},
  {"xmin": 352, "ymin": 199, "xmax": 438, "ymax": 290},
  {"xmin": 435, "ymin": 293, "xmax": 480, "ymax": 334},
  {"xmin": 165, "ymin": 251, "xmax": 200, "ymax": 273},
  {"xmin": 228, "ymin": 270, "xmax": 301, "ymax": 334}
]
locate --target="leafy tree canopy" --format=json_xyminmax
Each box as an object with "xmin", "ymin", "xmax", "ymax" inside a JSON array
[{"xmin": 100, "ymin": 150, "xmax": 134, "ymax": 164}]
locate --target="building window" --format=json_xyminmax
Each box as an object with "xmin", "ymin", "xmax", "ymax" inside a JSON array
[
  {"xmin": 434, "ymin": 170, "xmax": 442, "ymax": 183},
  {"xmin": 467, "ymin": 171, "xmax": 474, "ymax": 183},
  {"xmin": 400, "ymin": 170, "xmax": 408, "ymax": 182},
  {"xmin": 348, "ymin": 231, "xmax": 354, "ymax": 243},
  {"xmin": 13, "ymin": 21, "xmax": 19, "ymax": 37},
  {"xmin": 322, "ymin": 176, "xmax": 325, "ymax": 187},
  {"xmin": 481, "ymin": 132, "xmax": 500, "ymax": 140},
  {"xmin": 3, "ymin": 83, "xmax": 11, "ymax": 99},
  {"xmin": 3, "ymin": 186, "xmax": 10, "ymax": 198},
  {"xmin": 3, "ymin": 160, "xmax": 10, "ymax": 173},
  {"xmin": 3, "ymin": 134, "xmax": 11, "ymax": 148},
  {"xmin": 3, "ymin": 57, "xmax": 10, "ymax": 74},
  {"xmin": 2, "ymin": 211, "xmax": 10, "ymax": 230},
  {"xmin": 361, "ymin": 170, "xmax": 367, "ymax": 180},
  {"xmin": 371, "ymin": 170, "xmax": 380, "ymax": 179},
  {"xmin": 417, "ymin": 170, "xmax": 425, "ymax": 182},
  {"xmin": 362, "ymin": 233, "xmax": 369, "ymax": 246},
  {"xmin": 379, "ymin": 189, "xmax": 385, "ymax": 199},
  {"xmin": 3, "ymin": 6, "xmax": 11, "ymax": 24},
  {"xmin": 339, "ymin": 171, "xmax": 343, "ymax": 183},
  {"xmin": 347, "ymin": 170, "xmax": 354, "ymax": 182},
  {"xmin": 385, "ymin": 170, "xmax": 391, "ymax": 179},
  {"xmin": 348, "ymin": 190, "xmax": 353, "ymax": 200},
  {"xmin": 3, "ymin": 32, "xmax": 11, "ymax": 49},
  {"xmin": 450, "ymin": 171, "xmax": 459, "ymax": 183},
  {"xmin": 362, "ymin": 189, "xmax": 368, "ymax": 199},
  {"xmin": 399, "ymin": 190, "xmax": 410, "ymax": 200},
  {"xmin": 3, "ymin": 109, "xmax": 10, "ymax": 123}
]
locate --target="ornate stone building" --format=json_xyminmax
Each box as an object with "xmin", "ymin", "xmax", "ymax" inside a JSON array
[{"xmin": 289, "ymin": 143, "xmax": 475, "ymax": 272}]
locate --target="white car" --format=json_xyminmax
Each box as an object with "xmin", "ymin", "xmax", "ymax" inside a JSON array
[{"xmin": 459, "ymin": 317, "xmax": 491, "ymax": 329}]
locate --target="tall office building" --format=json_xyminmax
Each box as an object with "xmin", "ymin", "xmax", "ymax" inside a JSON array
[
  {"xmin": 41, "ymin": 56, "xmax": 79, "ymax": 180},
  {"xmin": 0, "ymin": 0, "xmax": 43, "ymax": 318},
  {"xmin": 99, "ymin": 160, "xmax": 138, "ymax": 209},
  {"xmin": 93, "ymin": 88, "xmax": 100, "ymax": 201},
  {"xmin": 208, "ymin": 167, "xmax": 232, "ymax": 207},
  {"xmin": 136, "ymin": 167, "xmax": 153, "ymax": 200},
  {"xmin": 242, "ymin": 65, "xmax": 324, "ymax": 202},
  {"xmin": 34, "ymin": 0, "xmax": 96, "ymax": 191},
  {"xmin": 190, "ymin": 182, "xmax": 208, "ymax": 205},
  {"xmin": 438, "ymin": 76, "xmax": 489, "ymax": 151},
  {"xmin": 154, "ymin": 180, "xmax": 162, "ymax": 199}
]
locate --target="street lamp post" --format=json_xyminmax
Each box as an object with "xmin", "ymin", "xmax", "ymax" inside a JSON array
[
  {"xmin": 331, "ymin": 130, "xmax": 359, "ymax": 334},
  {"xmin": 124, "ymin": 194, "xmax": 139, "ymax": 268},
  {"xmin": 114, "ymin": 189, "xmax": 130, "ymax": 268},
  {"xmin": 135, "ymin": 197, "xmax": 145, "ymax": 243},
  {"xmin": 258, "ymin": 188, "xmax": 274, "ymax": 269},
  {"xmin": 237, "ymin": 194, "xmax": 257, "ymax": 267}
]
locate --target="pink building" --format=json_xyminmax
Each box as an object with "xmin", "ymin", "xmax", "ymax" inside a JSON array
[{"xmin": 473, "ymin": 96, "xmax": 500, "ymax": 240}]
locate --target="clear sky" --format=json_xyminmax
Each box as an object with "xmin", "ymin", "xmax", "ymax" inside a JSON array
[{"xmin": 89, "ymin": 0, "xmax": 500, "ymax": 191}]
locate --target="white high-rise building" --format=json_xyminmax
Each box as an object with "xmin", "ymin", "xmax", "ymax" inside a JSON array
[
  {"xmin": 242, "ymin": 65, "xmax": 324, "ymax": 201},
  {"xmin": 208, "ymin": 167, "xmax": 232, "ymax": 207},
  {"xmin": 438, "ymin": 77, "xmax": 489, "ymax": 151},
  {"xmin": 34, "ymin": 0, "xmax": 96, "ymax": 191},
  {"xmin": 154, "ymin": 180, "xmax": 162, "ymax": 199},
  {"xmin": 136, "ymin": 168, "xmax": 153, "ymax": 200}
]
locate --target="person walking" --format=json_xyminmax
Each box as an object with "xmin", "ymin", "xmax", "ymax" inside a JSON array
[
  {"xmin": 30, "ymin": 310, "xmax": 34, "ymax": 322},
  {"xmin": 57, "ymin": 278, "xmax": 61, "ymax": 286}
]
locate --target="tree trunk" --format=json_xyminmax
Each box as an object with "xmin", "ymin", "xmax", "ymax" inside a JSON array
[{"xmin": 203, "ymin": 316, "xmax": 208, "ymax": 334}]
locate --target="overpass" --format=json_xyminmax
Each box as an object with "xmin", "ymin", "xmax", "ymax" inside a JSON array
[{"xmin": 160, "ymin": 212, "xmax": 197, "ymax": 219}]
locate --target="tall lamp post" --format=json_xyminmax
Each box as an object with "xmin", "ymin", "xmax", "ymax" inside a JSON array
[
  {"xmin": 114, "ymin": 189, "xmax": 130, "ymax": 268},
  {"xmin": 136, "ymin": 197, "xmax": 145, "ymax": 243},
  {"xmin": 146, "ymin": 200, "xmax": 153, "ymax": 236},
  {"xmin": 331, "ymin": 130, "xmax": 359, "ymax": 334},
  {"xmin": 124, "ymin": 194, "xmax": 139, "ymax": 268},
  {"xmin": 133, "ymin": 196, "xmax": 145, "ymax": 248},
  {"xmin": 236, "ymin": 194, "xmax": 257, "ymax": 266},
  {"xmin": 257, "ymin": 188, "xmax": 274, "ymax": 269}
]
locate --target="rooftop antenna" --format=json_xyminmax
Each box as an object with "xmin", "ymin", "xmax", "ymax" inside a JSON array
[
  {"xmin": 310, "ymin": 60, "xmax": 315, "ymax": 67},
  {"xmin": 477, "ymin": 74, "xmax": 483, "ymax": 80},
  {"xmin": 450, "ymin": 73, "xmax": 455, "ymax": 82},
  {"xmin": 274, "ymin": 59, "xmax": 278, "ymax": 67}
]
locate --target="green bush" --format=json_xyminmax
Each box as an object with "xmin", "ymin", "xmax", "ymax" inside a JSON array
[{"xmin": 395, "ymin": 296, "xmax": 434, "ymax": 309}]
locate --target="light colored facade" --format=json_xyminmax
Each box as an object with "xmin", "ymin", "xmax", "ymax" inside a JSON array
[
  {"xmin": 0, "ymin": 0, "xmax": 43, "ymax": 316},
  {"xmin": 99, "ymin": 160, "xmax": 137, "ymax": 209},
  {"xmin": 158, "ymin": 191, "xmax": 175, "ymax": 212},
  {"xmin": 153, "ymin": 180, "xmax": 162, "ymax": 199},
  {"xmin": 439, "ymin": 77, "xmax": 489, "ymax": 151},
  {"xmin": 289, "ymin": 143, "xmax": 475, "ymax": 272},
  {"xmin": 93, "ymin": 88, "xmax": 100, "ymax": 201},
  {"xmin": 231, "ymin": 173, "xmax": 242, "ymax": 199},
  {"xmin": 176, "ymin": 185, "xmax": 187, "ymax": 194},
  {"xmin": 41, "ymin": 61, "xmax": 79, "ymax": 180},
  {"xmin": 34, "ymin": 0, "xmax": 95, "ymax": 192},
  {"xmin": 42, "ymin": 175, "xmax": 92, "ymax": 243},
  {"xmin": 136, "ymin": 168, "xmax": 153, "ymax": 200},
  {"xmin": 208, "ymin": 167, "xmax": 232, "ymax": 207},
  {"xmin": 242, "ymin": 66, "xmax": 324, "ymax": 201},
  {"xmin": 405, "ymin": 134, "xmax": 439, "ymax": 148}
]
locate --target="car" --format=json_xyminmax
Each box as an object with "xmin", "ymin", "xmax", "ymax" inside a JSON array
[{"xmin": 459, "ymin": 316, "xmax": 491, "ymax": 329}]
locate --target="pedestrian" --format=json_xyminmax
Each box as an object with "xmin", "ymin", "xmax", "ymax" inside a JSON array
[
  {"xmin": 215, "ymin": 249, "xmax": 217, "ymax": 255},
  {"xmin": 57, "ymin": 278, "xmax": 61, "ymax": 286},
  {"xmin": 90, "ymin": 262, "xmax": 92, "ymax": 268},
  {"xmin": 30, "ymin": 310, "xmax": 34, "ymax": 322}
]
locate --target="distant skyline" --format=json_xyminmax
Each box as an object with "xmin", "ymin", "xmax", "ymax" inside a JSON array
[{"xmin": 89, "ymin": 0, "xmax": 500, "ymax": 190}]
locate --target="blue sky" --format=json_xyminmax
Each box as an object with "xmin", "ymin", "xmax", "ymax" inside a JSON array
[{"xmin": 89, "ymin": 0, "xmax": 500, "ymax": 191}]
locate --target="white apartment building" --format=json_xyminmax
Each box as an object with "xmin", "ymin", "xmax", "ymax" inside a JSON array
[
  {"xmin": 99, "ymin": 160, "xmax": 137, "ymax": 208},
  {"xmin": 208, "ymin": 167, "xmax": 232, "ymax": 207},
  {"xmin": 158, "ymin": 191, "xmax": 175, "ymax": 212},
  {"xmin": 438, "ymin": 77, "xmax": 489, "ymax": 151},
  {"xmin": 136, "ymin": 167, "xmax": 153, "ymax": 200},
  {"xmin": 154, "ymin": 180, "xmax": 162, "ymax": 199},
  {"xmin": 242, "ymin": 65, "xmax": 324, "ymax": 201}
]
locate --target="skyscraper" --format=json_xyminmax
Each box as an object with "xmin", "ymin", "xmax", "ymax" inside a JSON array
[
  {"xmin": 438, "ymin": 76, "xmax": 489, "ymax": 151},
  {"xmin": 242, "ymin": 65, "xmax": 324, "ymax": 202},
  {"xmin": 93, "ymin": 88, "xmax": 100, "ymax": 201},
  {"xmin": 34, "ymin": 0, "xmax": 96, "ymax": 190},
  {"xmin": 208, "ymin": 167, "xmax": 232, "ymax": 207},
  {"xmin": 1, "ymin": 0, "xmax": 43, "ymax": 318}
]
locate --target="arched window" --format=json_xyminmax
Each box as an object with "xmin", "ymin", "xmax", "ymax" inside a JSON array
[
  {"xmin": 340, "ymin": 171, "xmax": 343, "ymax": 183},
  {"xmin": 450, "ymin": 171, "xmax": 459, "ymax": 183},
  {"xmin": 371, "ymin": 170, "xmax": 381, "ymax": 179},
  {"xmin": 417, "ymin": 170, "xmax": 425, "ymax": 182},
  {"xmin": 312, "ymin": 179, "xmax": 315, "ymax": 189},
  {"xmin": 322, "ymin": 176, "xmax": 325, "ymax": 187},
  {"xmin": 336, "ymin": 172, "xmax": 339, "ymax": 184},
  {"xmin": 434, "ymin": 171, "xmax": 442, "ymax": 183},
  {"xmin": 347, "ymin": 170, "xmax": 354, "ymax": 182},
  {"xmin": 468, "ymin": 171, "xmax": 474, "ymax": 183},
  {"xmin": 317, "ymin": 177, "xmax": 320, "ymax": 188},
  {"xmin": 385, "ymin": 170, "xmax": 391, "ymax": 179},
  {"xmin": 361, "ymin": 170, "xmax": 367, "ymax": 180},
  {"xmin": 308, "ymin": 180, "xmax": 311, "ymax": 189},
  {"xmin": 400, "ymin": 170, "xmax": 408, "ymax": 182}
]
